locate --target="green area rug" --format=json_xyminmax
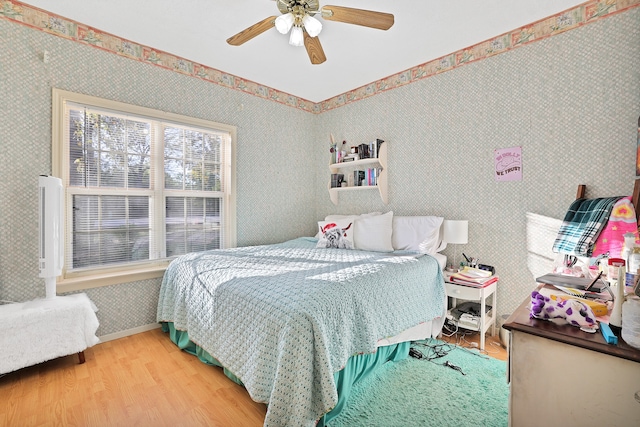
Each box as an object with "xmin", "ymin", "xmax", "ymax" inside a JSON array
[{"xmin": 330, "ymin": 339, "xmax": 509, "ymax": 427}]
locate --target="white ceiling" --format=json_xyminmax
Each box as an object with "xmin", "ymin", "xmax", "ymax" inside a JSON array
[{"xmin": 21, "ymin": 0, "xmax": 586, "ymax": 103}]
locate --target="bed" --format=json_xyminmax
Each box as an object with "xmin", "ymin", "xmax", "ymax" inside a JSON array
[{"xmin": 157, "ymin": 213, "xmax": 447, "ymax": 426}]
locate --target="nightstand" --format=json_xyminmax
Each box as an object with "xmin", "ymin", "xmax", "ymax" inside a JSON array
[{"xmin": 444, "ymin": 274, "xmax": 497, "ymax": 351}]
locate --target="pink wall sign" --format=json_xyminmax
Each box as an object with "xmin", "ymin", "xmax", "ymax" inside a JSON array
[{"xmin": 494, "ymin": 146, "xmax": 522, "ymax": 182}]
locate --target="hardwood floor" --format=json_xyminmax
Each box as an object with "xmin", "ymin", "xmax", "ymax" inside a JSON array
[
  {"xmin": 0, "ymin": 327, "xmax": 507, "ymax": 426},
  {"xmin": 440, "ymin": 328, "xmax": 508, "ymax": 361},
  {"xmin": 0, "ymin": 328, "xmax": 266, "ymax": 426}
]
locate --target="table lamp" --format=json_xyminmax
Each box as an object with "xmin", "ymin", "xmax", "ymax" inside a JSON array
[{"xmin": 443, "ymin": 220, "xmax": 468, "ymax": 271}]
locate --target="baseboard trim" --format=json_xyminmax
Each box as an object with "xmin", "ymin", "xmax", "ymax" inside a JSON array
[{"xmin": 98, "ymin": 323, "xmax": 161, "ymax": 342}]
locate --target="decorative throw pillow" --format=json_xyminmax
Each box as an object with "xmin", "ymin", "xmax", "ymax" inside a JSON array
[
  {"xmin": 353, "ymin": 211, "xmax": 394, "ymax": 252},
  {"xmin": 316, "ymin": 219, "xmax": 354, "ymax": 249},
  {"xmin": 315, "ymin": 212, "xmax": 381, "ymax": 238}
]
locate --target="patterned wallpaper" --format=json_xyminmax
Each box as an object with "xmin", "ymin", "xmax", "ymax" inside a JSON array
[
  {"xmin": 319, "ymin": 0, "xmax": 640, "ymax": 112},
  {"xmin": 0, "ymin": 5, "xmax": 639, "ymax": 336},
  {"xmin": 0, "ymin": 18, "xmax": 316, "ymax": 336},
  {"xmin": 314, "ymin": 8, "xmax": 640, "ymax": 318},
  {"xmin": 2, "ymin": 0, "xmax": 638, "ymax": 113}
]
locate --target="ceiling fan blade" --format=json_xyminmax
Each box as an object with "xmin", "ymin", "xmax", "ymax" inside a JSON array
[
  {"xmin": 304, "ymin": 32, "xmax": 326, "ymax": 65},
  {"xmin": 227, "ymin": 16, "xmax": 277, "ymax": 46},
  {"xmin": 321, "ymin": 5, "xmax": 394, "ymax": 30}
]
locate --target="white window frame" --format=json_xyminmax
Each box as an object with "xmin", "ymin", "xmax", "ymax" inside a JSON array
[{"xmin": 52, "ymin": 88, "xmax": 236, "ymax": 292}]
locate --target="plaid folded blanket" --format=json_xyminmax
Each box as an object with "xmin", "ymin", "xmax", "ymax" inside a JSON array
[{"xmin": 552, "ymin": 197, "xmax": 622, "ymax": 256}]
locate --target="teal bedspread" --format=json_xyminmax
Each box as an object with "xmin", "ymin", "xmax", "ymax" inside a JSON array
[
  {"xmin": 161, "ymin": 321, "xmax": 409, "ymax": 427},
  {"xmin": 157, "ymin": 237, "xmax": 445, "ymax": 426}
]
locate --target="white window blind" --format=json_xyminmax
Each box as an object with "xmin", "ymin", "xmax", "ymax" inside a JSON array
[
  {"xmin": 55, "ymin": 92, "xmax": 235, "ymax": 278},
  {"xmin": 162, "ymin": 125, "xmax": 225, "ymax": 258}
]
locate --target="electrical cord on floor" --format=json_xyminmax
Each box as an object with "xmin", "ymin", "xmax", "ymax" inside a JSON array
[
  {"xmin": 440, "ymin": 318, "xmax": 459, "ymax": 337},
  {"xmin": 409, "ymin": 340, "xmax": 467, "ymax": 375},
  {"xmin": 461, "ymin": 332, "xmax": 503, "ymax": 357},
  {"xmin": 410, "ymin": 339, "xmax": 456, "ymax": 361},
  {"xmin": 442, "ymin": 320, "xmax": 496, "ymax": 357},
  {"xmin": 488, "ymin": 340, "xmax": 504, "ymax": 352},
  {"xmin": 439, "ymin": 330, "xmax": 492, "ymax": 360}
]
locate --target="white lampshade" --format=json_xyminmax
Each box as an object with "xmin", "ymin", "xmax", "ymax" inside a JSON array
[
  {"xmin": 275, "ymin": 13, "xmax": 295, "ymax": 34},
  {"xmin": 289, "ymin": 26, "xmax": 304, "ymax": 46},
  {"xmin": 443, "ymin": 220, "xmax": 469, "ymax": 245},
  {"xmin": 302, "ymin": 14, "xmax": 322, "ymax": 37}
]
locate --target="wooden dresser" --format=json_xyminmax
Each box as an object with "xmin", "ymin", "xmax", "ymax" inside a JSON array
[{"xmin": 503, "ymin": 287, "xmax": 640, "ymax": 427}]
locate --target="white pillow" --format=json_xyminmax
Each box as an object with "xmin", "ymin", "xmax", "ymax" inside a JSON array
[
  {"xmin": 316, "ymin": 219, "xmax": 355, "ymax": 249},
  {"xmin": 392, "ymin": 216, "xmax": 444, "ymax": 254},
  {"xmin": 325, "ymin": 212, "xmax": 381, "ymax": 222},
  {"xmin": 353, "ymin": 211, "xmax": 394, "ymax": 252}
]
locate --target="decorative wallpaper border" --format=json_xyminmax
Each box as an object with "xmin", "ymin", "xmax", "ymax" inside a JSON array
[
  {"xmin": 1, "ymin": 0, "xmax": 638, "ymax": 114},
  {"xmin": 322, "ymin": 0, "xmax": 640, "ymax": 112}
]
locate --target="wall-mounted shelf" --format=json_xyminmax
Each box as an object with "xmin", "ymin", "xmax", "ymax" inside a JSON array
[{"xmin": 328, "ymin": 141, "xmax": 387, "ymax": 205}]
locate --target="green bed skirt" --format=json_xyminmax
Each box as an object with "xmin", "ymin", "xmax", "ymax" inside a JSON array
[{"xmin": 160, "ymin": 322, "xmax": 409, "ymax": 426}]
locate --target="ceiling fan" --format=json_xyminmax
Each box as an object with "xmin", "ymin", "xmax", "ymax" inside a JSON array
[{"xmin": 226, "ymin": 0, "xmax": 394, "ymax": 65}]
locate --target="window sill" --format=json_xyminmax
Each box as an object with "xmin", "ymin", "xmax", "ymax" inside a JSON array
[{"xmin": 57, "ymin": 263, "xmax": 169, "ymax": 293}]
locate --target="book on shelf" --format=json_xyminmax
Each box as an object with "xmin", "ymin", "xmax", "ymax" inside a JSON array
[
  {"xmin": 366, "ymin": 167, "xmax": 380, "ymax": 186},
  {"xmin": 351, "ymin": 168, "xmax": 380, "ymax": 187},
  {"xmin": 356, "ymin": 139, "xmax": 384, "ymax": 160},
  {"xmin": 372, "ymin": 139, "xmax": 384, "ymax": 159},
  {"xmin": 330, "ymin": 173, "xmax": 344, "ymax": 188},
  {"xmin": 358, "ymin": 144, "xmax": 370, "ymax": 159}
]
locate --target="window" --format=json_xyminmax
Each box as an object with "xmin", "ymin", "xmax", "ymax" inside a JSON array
[{"xmin": 52, "ymin": 89, "xmax": 236, "ymax": 290}]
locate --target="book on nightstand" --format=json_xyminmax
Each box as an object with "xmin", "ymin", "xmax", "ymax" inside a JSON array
[
  {"xmin": 449, "ymin": 275, "xmax": 498, "ymax": 288},
  {"xmin": 448, "ymin": 267, "xmax": 497, "ymax": 288}
]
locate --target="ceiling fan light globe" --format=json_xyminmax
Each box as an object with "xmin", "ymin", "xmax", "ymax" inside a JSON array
[
  {"xmin": 275, "ymin": 13, "xmax": 294, "ymax": 34},
  {"xmin": 289, "ymin": 26, "xmax": 304, "ymax": 46},
  {"xmin": 302, "ymin": 15, "xmax": 322, "ymax": 37}
]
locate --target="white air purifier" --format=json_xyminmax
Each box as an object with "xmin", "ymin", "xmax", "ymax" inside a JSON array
[{"xmin": 38, "ymin": 175, "xmax": 64, "ymax": 299}]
